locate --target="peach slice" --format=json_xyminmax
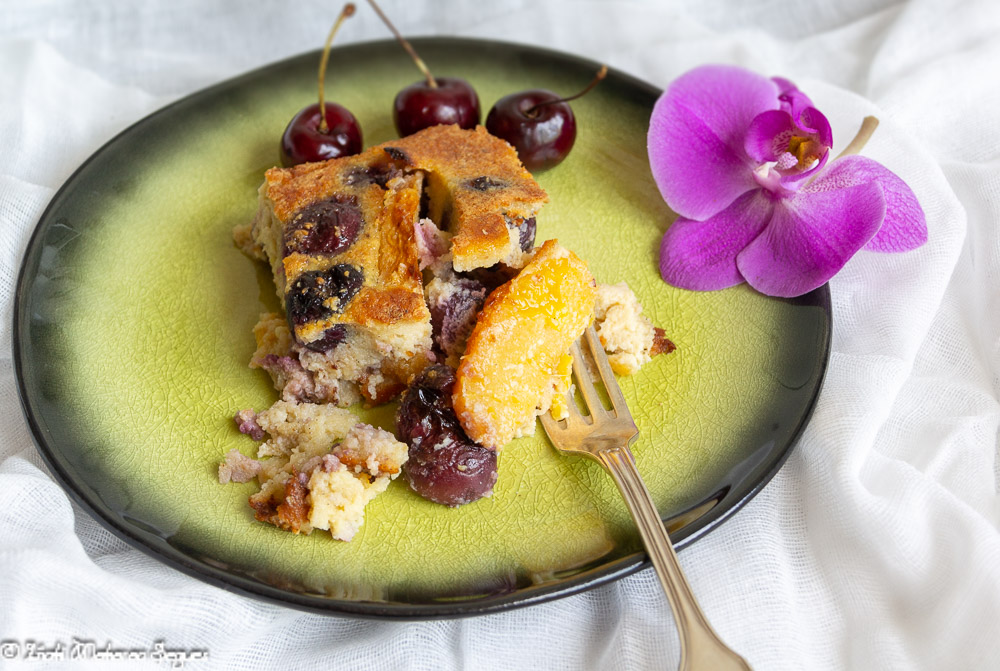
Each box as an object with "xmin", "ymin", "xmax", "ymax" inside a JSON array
[{"xmin": 453, "ymin": 239, "xmax": 597, "ymax": 449}]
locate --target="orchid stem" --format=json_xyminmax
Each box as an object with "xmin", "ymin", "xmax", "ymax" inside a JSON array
[{"xmin": 835, "ymin": 116, "xmax": 879, "ymax": 160}]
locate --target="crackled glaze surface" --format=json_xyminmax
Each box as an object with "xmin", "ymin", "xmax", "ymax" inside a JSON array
[{"xmin": 14, "ymin": 39, "xmax": 829, "ymax": 615}]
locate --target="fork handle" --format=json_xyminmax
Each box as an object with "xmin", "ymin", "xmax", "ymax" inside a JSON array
[{"xmin": 599, "ymin": 447, "xmax": 752, "ymax": 671}]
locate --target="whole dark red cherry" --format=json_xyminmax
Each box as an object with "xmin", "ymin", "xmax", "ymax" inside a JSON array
[
  {"xmin": 280, "ymin": 102, "xmax": 362, "ymax": 167},
  {"xmin": 396, "ymin": 365, "xmax": 498, "ymax": 507},
  {"xmin": 278, "ymin": 4, "xmax": 360, "ymax": 166},
  {"xmin": 393, "ymin": 76, "xmax": 480, "ymax": 137},
  {"xmin": 364, "ymin": 0, "xmax": 480, "ymax": 137},
  {"xmin": 485, "ymin": 65, "xmax": 608, "ymax": 172},
  {"xmin": 486, "ymin": 90, "xmax": 576, "ymax": 172}
]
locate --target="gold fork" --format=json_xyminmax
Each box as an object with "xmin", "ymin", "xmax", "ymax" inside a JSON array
[{"xmin": 539, "ymin": 326, "xmax": 752, "ymax": 671}]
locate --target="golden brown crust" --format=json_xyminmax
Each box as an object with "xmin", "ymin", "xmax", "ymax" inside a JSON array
[
  {"xmin": 449, "ymin": 210, "xmax": 510, "ymax": 270},
  {"xmin": 263, "ymin": 145, "xmax": 392, "ymax": 222},
  {"xmin": 379, "ymin": 185, "xmax": 425, "ymax": 284},
  {"xmin": 347, "ymin": 287, "xmax": 426, "ymax": 326},
  {"xmin": 250, "ymin": 475, "xmax": 311, "ymax": 534},
  {"xmin": 275, "ymin": 476, "xmax": 310, "ymax": 532},
  {"xmin": 381, "ymin": 126, "xmax": 545, "ymax": 203},
  {"xmin": 263, "ymin": 126, "xmax": 547, "ymax": 267},
  {"xmin": 335, "ymin": 453, "xmax": 401, "ymax": 476},
  {"xmin": 256, "ymin": 126, "xmax": 548, "ymax": 348},
  {"xmin": 248, "ymin": 493, "xmax": 278, "ymax": 523}
]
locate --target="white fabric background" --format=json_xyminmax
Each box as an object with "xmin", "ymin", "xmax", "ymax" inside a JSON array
[{"xmin": 2, "ymin": 0, "xmax": 999, "ymax": 669}]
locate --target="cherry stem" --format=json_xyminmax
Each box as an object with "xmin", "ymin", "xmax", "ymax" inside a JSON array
[
  {"xmin": 835, "ymin": 115, "xmax": 879, "ymax": 160},
  {"xmin": 366, "ymin": 0, "xmax": 437, "ymax": 89},
  {"xmin": 317, "ymin": 3, "xmax": 357, "ymax": 134},
  {"xmin": 525, "ymin": 65, "xmax": 608, "ymax": 117}
]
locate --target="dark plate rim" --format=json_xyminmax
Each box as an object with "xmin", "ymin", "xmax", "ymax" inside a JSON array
[{"xmin": 12, "ymin": 36, "xmax": 831, "ymax": 619}]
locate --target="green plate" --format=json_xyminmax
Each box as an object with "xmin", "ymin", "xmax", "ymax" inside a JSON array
[{"xmin": 13, "ymin": 38, "xmax": 830, "ymax": 618}]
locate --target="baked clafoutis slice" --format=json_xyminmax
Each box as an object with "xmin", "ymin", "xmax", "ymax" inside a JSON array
[
  {"xmin": 242, "ymin": 124, "xmax": 549, "ymax": 407},
  {"xmin": 248, "ymin": 143, "xmax": 433, "ymax": 406}
]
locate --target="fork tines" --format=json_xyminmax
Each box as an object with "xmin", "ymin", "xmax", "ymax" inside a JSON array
[{"xmin": 569, "ymin": 325, "xmax": 630, "ymax": 420}]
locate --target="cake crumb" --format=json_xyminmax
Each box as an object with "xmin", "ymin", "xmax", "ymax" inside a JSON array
[
  {"xmin": 225, "ymin": 400, "xmax": 408, "ymax": 541},
  {"xmin": 254, "ymin": 400, "xmax": 358, "ymax": 457},
  {"xmin": 594, "ymin": 282, "xmax": 670, "ymax": 376},
  {"xmin": 234, "ymin": 409, "xmax": 264, "ymax": 441},
  {"xmin": 334, "ymin": 423, "xmax": 408, "ymax": 475},
  {"xmin": 232, "ymin": 223, "xmax": 266, "ymax": 260},
  {"xmin": 218, "ymin": 449, "xmax": 262, "ymax": 484}
]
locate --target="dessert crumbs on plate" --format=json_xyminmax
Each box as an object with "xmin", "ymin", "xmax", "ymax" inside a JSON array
[{"xmin": 224, "ymin": 401, "xmax": 408, "ymax": 541}]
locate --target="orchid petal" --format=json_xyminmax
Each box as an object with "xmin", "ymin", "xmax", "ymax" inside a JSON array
[
  {"xmin": 745, "ymin": 110, "xmax": 795, "ymax": 163},
  {"xmin": 808, "ymin": 155, "xmax": 927, "ymax": 252},
  {"xmin": 799, "ymin": 106, "xmax": 833, "ymax": 147},
  {"xmin": 659, "ymin": 189, "xmax": 774, "ymax": 290},
  {"xmin": 671, "ymin": 65, "xmax": 781, "ymax": 149},
  {"xmin": 648, "ymin": 65, "xmax": 779, "ymax": 220},
  {"xmin": 737, "ymin": 181, "xmax": 886, "ymax": 297},
  {"xmin": 772, "ymin": 77, "xmax": 811, "ymax": 104},
  {"xmin": 648, "ymin": 103, "xmax": 757, "ymax": 220},
  {"xmin": 772, "ymin": 77, "xmax": 832, "ymax": 144},
  {"xmin": 773, "ymin": 77, "xmax": 814, "ymax": 123}
]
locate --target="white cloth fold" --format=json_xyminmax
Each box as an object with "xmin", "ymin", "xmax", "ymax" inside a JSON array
[{"xmin": 2, "ymin": 1, "xmax": 999, "ymax": 669}]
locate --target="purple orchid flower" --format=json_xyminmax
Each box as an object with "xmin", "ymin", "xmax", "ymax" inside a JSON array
[{"xmin": 648, "ymin": 65, "xmax": 927, "ymax": 297}]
